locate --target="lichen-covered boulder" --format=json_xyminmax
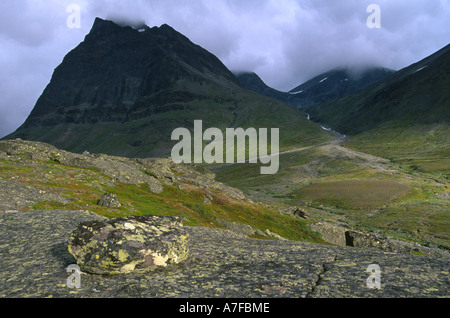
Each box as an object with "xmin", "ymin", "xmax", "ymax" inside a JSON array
[
  {"xmin": 97, "ymin": 193, "xmax": 121, "ymax": 208},
  {"xmin": 67, "ymin": 215, "xmax": 189, "ymax": 274}
]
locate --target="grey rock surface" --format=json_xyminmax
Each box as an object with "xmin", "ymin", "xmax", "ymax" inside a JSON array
[
  {"xmin": 0, "ymin": 210, "xmax": 448, "ymax": 298},
  {"xmin": 0, "ymin": 178, "xmax": 69, "ymax": 211}
]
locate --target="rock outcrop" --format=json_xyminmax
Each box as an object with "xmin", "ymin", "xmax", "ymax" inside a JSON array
[
  {"xmin": 310, "ymin": 222, "xmax": 351, "ymax": 247},
  {"xmin": 280, "ymin": 206, "xmax": 310, "ymax": 219},
  {"xmin": 97, "ymin": 193, "xmax": 121, "ymax": 208},
  {"xmin": 68, "ymin": 215, "xmax": 189, "ymax": 274},
  {"xmin": 311, "ymin": 221, "xmax": 450, "ymax": 258},
  {"xmin": 0, "ymin": 139, "xmax": 247, "ymax": 209},
  {"xmin": 0, "ymin": 178, "xmax": 70, "ymax": 212},
  {"xmin": 0, "ymin": 209, "xmax": 448, "ymax": 298}
]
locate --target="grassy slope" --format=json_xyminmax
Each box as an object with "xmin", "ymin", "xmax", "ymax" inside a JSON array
[
  {"xmin": 344, "ymin": 122, "xmax": 449, "ymax": 174},
  {"xmin": 0, "ymin": 154, "xmax": 324, "ymax": 243},
  {"xmin": 211, "ymin": 140, "xmax": 449, "ymax": 249}
]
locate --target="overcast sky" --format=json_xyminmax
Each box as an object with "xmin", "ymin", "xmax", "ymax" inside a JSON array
[{"xmin": 1, "ymin": 0, "xmax": 449, "ymax": 138}]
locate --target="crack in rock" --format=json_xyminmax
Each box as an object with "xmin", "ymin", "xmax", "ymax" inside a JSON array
[{"xmin": 306, "ymin": 254, "xmax": 339, "ymax": 298}]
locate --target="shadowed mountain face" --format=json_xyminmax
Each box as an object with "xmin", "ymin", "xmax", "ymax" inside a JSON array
[
  {"xmin": 22, "ymin": 18, "xmax": 239, "ymax": 127},
  {"xmin": 5, "ymin": 18, "xmax": 330, "ymax": 157},
  {"xmin": 235, "ymin": 67, "xmax": 395, "ymax": 109},
  {"xmin": 234, "ymin": 72, "xmax": 291, "ymax": 105}
]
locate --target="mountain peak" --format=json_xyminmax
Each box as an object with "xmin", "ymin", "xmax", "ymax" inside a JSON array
[
  {"xmin": 87, "ymin": 17, "xmax": 182, "ymax": 40},
  {"xmin": 92, "ymin": 17, "xmax": 150, "ymax": 29},
  {"xmin": 4, "ymin": 15, "xmax": 245, "ymax": 156},
  {"xmin": 88, "ymin": 17, "xmax": 124, "ymax": 37},
  {"xmin": 159, "ymin": 23, "xmax": 175, "ymax": 32}
]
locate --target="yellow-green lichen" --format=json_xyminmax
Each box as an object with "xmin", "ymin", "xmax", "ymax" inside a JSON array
[{"xmin": 117, "ymin": 249, "xmax": 129, "ymax": 262}]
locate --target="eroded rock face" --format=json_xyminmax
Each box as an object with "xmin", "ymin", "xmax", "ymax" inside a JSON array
[
  {"xmin": 310, "ymin": 222, "xmax": 349, "ymax": 247},
  {"xmin": 68, "ymin": 215, "xmax": 189, "ymax": 274}
]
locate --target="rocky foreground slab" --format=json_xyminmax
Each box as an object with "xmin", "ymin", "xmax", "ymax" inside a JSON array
[{"xmin": 0, "ymin": 209, "xmax": 448, "ymax": 298}]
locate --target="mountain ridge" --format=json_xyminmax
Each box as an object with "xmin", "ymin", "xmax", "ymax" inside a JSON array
[
  {"xmin": 308, "ymin": 43, "xmax": 450, "ymax": 135},
  {"xmin": 4, "ymin": 18, "xmax": 331, "ymax": 158},
  {"xmin": 235, "ymin": 66, "xmax": 396, "ymax": 109},
  {"xmin": 288, "ymin": 66, "xmax": 396, "ymax": 108},
  {"xmin": 21, "ymin": 18, "xmax": 240, "ymax": 128}
]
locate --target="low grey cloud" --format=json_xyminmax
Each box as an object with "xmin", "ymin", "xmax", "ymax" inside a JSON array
[{"xmin": 0, "ymin": 0, "xmax": 449, "ymax": 138}]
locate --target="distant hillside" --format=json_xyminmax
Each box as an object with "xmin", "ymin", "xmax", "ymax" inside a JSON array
[
  {"xmin": 4, "ymin": 18, "xmax": 331, "ymax": 158},
  {"xmin": 309, "ymin": 43, "xmax": 450, "ymax": 172},
  {"xmin": 234, "ymin": 72, "xmax": 293, "ymax": 105},
  {"xmin": 288, "ymin": 67, "xmax": 395, "ymax": 108},
  {"xmin": 235, "ymin": 67, "xmax": 395, "ymax": 109}
]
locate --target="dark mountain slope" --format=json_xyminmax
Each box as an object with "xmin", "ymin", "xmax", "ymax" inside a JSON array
[
  {"xmin": 234, "ymin": 72, "xmax": 292, "ymax": 105},
  {"xmin": 16, "ymin": 18, "xmax": 239, "ymax": 128},
  {"xmin": 5, "ymin": 18, "xmax": 331, "ymax": 157}
]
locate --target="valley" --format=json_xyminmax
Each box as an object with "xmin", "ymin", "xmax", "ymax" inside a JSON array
[
  {"xmin": 210, "ymin": 130, "xmax": 449, "ymax": 251},
  {"xmin": 220, "ymin": 43, "xmax": 449, "ymax": 253}
]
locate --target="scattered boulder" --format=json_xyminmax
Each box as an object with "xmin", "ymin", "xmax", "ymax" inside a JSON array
[
  {"xmin": 345, "ymin": 230, "xmax": 386, "ymax": 248},
  {"xmin": 203, "ymin": 192, "xmax": 213, "ymax": 205},
  {"xmin": 280, "ymin": 206, "xmax": 310, "ymax": 219},
  {"xmin": 436, "ymin": 191, "xmax": 448, "ymax": 200},
  {"xmin": 309, "ymin": 221, "xmax": 450, "ymax": 257},
  {"xmin": 215, "ymin": 218, "xmax": 257, "ymax": 237},
  {"xmin": 291, "ymin": 208, "xmax": 310, "ymax": 219},
  {"xmin": 97, "ymin": 193, "xmax": 121, "ymax": 208},
  {"xmin": 67, "ymin": 215, "xmax": 189, "ymax": 274},
  {"xmin": 311, "ymin": 222, "xmax": 388, "ymax": 248},
  {"xmin": 214, "ymin": 218, "xmax": 287, "ymax": 240},
  {"xmin": 310, "ymin": 222, "xmax": 388, "ymax": 248},
  {"xmin": 310, "ymin": 222, "xmax": 352, "ymax": 247},
  {"xmin": 264, "ymin": 229, "xmax": 287, "ymax": 240}
]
